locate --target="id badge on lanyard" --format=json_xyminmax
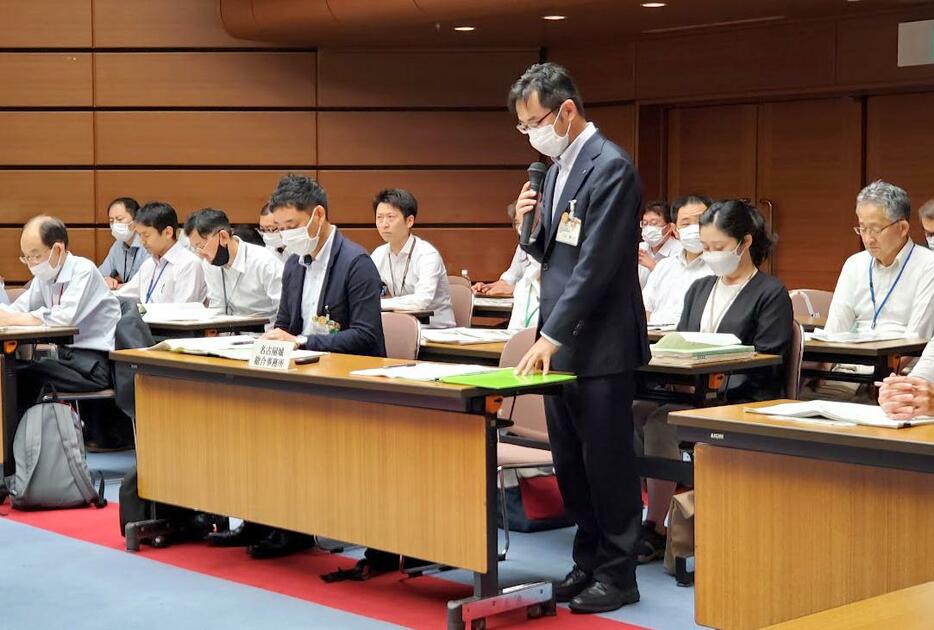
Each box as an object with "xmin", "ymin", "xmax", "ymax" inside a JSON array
[{"xmin": 869, "ymin": 244, "xmax": 914, "ymax": 330}]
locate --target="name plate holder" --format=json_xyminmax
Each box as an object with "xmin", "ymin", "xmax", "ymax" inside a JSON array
[{"xmin": 249, "ymin": 340, "xmax": 294, "ymax": 371}]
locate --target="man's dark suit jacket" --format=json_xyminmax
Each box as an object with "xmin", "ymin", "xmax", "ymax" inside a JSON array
[
  {"xmin": 522, "ymin": 130, "xmax": 651, "ymax": 377},
  {"xmin": 275, "ymin": 229, "xmax": 386, "ymax": 357}
]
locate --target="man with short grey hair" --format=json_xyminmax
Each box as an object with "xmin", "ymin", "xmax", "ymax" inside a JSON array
[
  {"xmin": 919, "ymin": 198, "xmax": 934, "ymax": 249},
  {"xmin": 824, "ymin": 180, "xmax": 934, "ymax": 338}
]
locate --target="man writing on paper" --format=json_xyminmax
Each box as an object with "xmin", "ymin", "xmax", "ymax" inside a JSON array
[
  {"xmin": 116, "ymin": 202, "xmax": 207, "ymax": 305},
  {"xmin": 183, "ymin": 208, "xmax": 283, "ymax": 326},
  {"xmin": 511, "ymin": 63, "xmax": 650, "ymax": 613},
  {"xmin": 0, "ymin": 216, "xmax": 120, "ymax": 418},
  {"xmin": 370, "ymin": 188, "xmax": 455, "ymax": 328},
  {"xmin": 99, "ymin": 197, "xmax": 149, "ymax": 290}
]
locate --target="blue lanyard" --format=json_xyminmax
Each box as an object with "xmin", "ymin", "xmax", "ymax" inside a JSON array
[
  {"xmin": 145, "ymin": 261, "xmax": 169, "ymax": 304},
  {"xmin": 869, "ymin": 244, "xmax": 914, "ymax": 330}
]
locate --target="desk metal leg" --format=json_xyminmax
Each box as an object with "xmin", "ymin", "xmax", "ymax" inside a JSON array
[
  {"xmin": 446, "ymin": 406, "xmax": 556, "ymax": 629},
  {"xmin": 1, "ymin": 345, "xmax": 19, "ymax": 481}
]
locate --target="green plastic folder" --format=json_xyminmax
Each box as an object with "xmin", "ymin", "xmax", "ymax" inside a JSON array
[{"xmin": 440, "ymin": 368, "xmax": 576, "ymax": 390}]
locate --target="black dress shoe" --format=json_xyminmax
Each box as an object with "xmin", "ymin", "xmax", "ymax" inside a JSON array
[
  {"xmin": 554, "ymin": 566, "xmax": 593, "ymax": 603},
  {"xmin": 247, "ymin": 529, "xmax": 315, "ymax": 559},
  {"xmin": 569, "ymin": 581, "xmax": 640, "ymax": 614},
  {"xmin": 206, "ymin": 521, "xmax": 268, "ymax": 548}
]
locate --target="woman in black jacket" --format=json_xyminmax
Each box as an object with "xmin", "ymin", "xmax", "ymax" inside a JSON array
[{"xmin": 678, "ymin": 200, "xmax": 794, "ymax": 401}]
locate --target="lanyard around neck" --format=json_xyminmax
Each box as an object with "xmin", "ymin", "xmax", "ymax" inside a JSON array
[
  {"xmin": 388, "ymin": 236, "xmax": 416, "ymax": 297},
  {"xmin": 869, "ymin": 243, "xmax": 915, "ymax": 330},
  {"xmin": 522, "ymin": 282, "xmax": 539, "ymax": 328},
  {"xmin": 145, "ymin": 260, "xmax": 169, "ymax": 304}
]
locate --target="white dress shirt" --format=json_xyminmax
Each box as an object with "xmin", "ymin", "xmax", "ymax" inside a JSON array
[
  {"xmin": 910, "ymin": 340, "xmax": 934, "ymax": 382},
  {"xmin": 508, "ymin": 254, "xmax": 541, "ymax": 331},
  {"xmin": 116, "ymin": 240, "xmax": 207, "ymax": 305},
  {"xmin": 374, "ymin": 234, "xmax": 456, "ymax": 329},
  {"xmin": 300, "ymin": 226, "xmax": 337, "ymax": 336},
  {"xmin": 824, "ymin": 240, "xmax": 934, "ymax": 338},
  {"xmin": 1, "ymin": 253, "xmax": 120, "ymax": 352},
  {"xmin": 552, "ymin": 122, "xmax": 598, "ymax": 221},
  {"xmin": 267, "ymin": 244, "xmax": 290, "ymax": 264},
  {"xmin": 202, "ymin": 239, "xmax": 283, "ymax": 325},
  {"xmin": 500, "ymin": 245, "xmax": 526, "ymax": 286},
  {"xmin": 639, "ymin": 237, "xmax": 683, "ymax": 289},
  {"xmin": 643, "ymin": 251, "xmax": 713, "ymax": 326}
]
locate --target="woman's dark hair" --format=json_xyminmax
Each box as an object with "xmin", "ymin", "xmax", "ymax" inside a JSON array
[{"xmin": 700, "ymin": 200, "xmax": 775, "ymax": 266}]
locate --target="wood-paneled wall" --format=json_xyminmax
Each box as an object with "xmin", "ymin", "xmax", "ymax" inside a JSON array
[
  {"xmin": 0, "ymin": 1, "xmax": 544, "ymax": 283},
  {"xmin": 550, "ymin": 5, "xmax": 934, "ymax": 291}
]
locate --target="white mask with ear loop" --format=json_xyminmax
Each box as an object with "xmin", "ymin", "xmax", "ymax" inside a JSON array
[
  {"xmin": 527, "ymin": 109, "xmax": 571, "ymax": 158},
  {"xmin": 280, "ymin": 214, "xmax": 323, "ymax": 258},
  {"xmin": 702, "ymin": 242, "xmax": 745, "ymax": 276},
  {"xmin": 29, "ymin": 245, "xmax": 64, "ymax": 282},
  {"xmin": 678, "ymin": 224, "xmax": 704, "ymax": 253}
]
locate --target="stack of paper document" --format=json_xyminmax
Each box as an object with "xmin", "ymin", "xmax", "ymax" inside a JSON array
[
  {"xmin": 148, "ymin": 336, "xmax": 324, "ymax": 362},
  {"xmin": 651, "ymin": 332, "xmax": 755, "ymax": 361},
  {"xmin": 141, "ymin": 302, "xmax": 220, "ymax": 323},
  {"xmin": 351, "ymin": 362, "xmax": 499, "ymax": 382},
  {"xmin": 473, "ymin": 296, "xmax": 514, "ymax": 308},
  {"xmin": 746, "ymin": 400, "xmax": 934, "ymax": 429},
  {"xmin": 421, "ymin": 327, "xmax": 516, "ymax": 345},
  {"xmin": 647, "ymin": 324, "xmax": 678, "ymax": 332},
  {"xmin": 808, "ymin": 329, "xmax": 917, "ymax": 344}
]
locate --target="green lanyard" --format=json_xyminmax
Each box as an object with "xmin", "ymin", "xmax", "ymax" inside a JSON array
[{"xmin": 522, "ymin": 282, "xmax": 539, "ymax": 327}]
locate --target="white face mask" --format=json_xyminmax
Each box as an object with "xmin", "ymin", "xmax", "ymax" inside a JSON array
[
  {"xmin": 702, "ymin": 242, "xmax": 745, "ymax": 277},
  {"xmin": 678, "ymin": 224, "xmax": 704, "ymax": 253},
  {"xmin": 29, "ymin": 247, "xmax": 63, "ymax": 282},
  {"xmin": 527, "ymin": 111, "xmax": 570, "ymax": 158},
  {"xmin": 111, "ymin": 222, "xmax": 134, "ymax": 244},
  {"xmin": 280, "ymin": 215, "xmax": 323, "ymax": 258},
  {"xmin": 641, "ymin": 225, "xmax": 666, "ymax": 248},
  {"xmin": 927, "ymin": 235, "xmax": 934, "ymax": 250},
  {"xmin": 262, "ymin": 231, "xmax": 283, "ymax": 249}
]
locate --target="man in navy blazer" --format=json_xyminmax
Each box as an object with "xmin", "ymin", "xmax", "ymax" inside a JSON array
[
  {"xmin": 263, "ymin": 174, "xmax": 385, "ymax": 358},
  {"xmin": 206, "ymin": 174, "xmax": 385, "ymax": 558},
  {"xmin": 512, "ymin": 63, "xmax": 650, "ymax": 614}
]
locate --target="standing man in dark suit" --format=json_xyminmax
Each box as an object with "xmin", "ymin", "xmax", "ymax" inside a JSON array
[
  {"xmin": 206, "ymin": 173, "xmax": 386, "ymax": 558},
  {"xmin": 511, "ymin": 63, "xmax": 650, "ymax": 614}
]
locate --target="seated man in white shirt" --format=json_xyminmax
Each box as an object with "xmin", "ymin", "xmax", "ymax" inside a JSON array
[
  {"xmin": 183, "ymin": 208, "xmax": 283, "ymax": 326},
  {"xmin": 116, "ymin": 202, "xmax": 207, "ymax": 305},
  {"xmin": 370, "ymin": 188, "xmax": 456, "ymax": 329},
  {"xmin": 258, "ymin": 202, "xmax": 289, "ymax": 263},
  {"xmin": 0, "ymin": 216, "xmax": 121, "ymax": 418},
  {"xmin": 473, "ymin": 204, "xmax": 524, "ymax": 298},
  {"xmin": 638, "ymin": 199, "xmax": 682, "ymax": 289},
  {"xmin": 824, "ymin": 180, "xmax": 934, "ymax": 339},
  {"xmin": 633, "ymin": 194, "xmax": 712, "ymax": 564},
  {"xmin": 921, "ymin": 198, "xmax": 934, "ymax": 250}
]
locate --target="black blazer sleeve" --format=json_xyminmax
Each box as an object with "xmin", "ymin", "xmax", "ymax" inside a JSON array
[
  {"xmin": 539, "ymin": 158, "xmax": 640, "ymax": 344},
  {"xmin": 302, "ymin": 253, "xmax": 383, "ymax": 355},
  {"xmin": 274, "ymin": 260, "xmax": 295, "ymax": 332},
  {"xmin": 750, "ymin": 280, "xmax": 794, "ymax": 357}
]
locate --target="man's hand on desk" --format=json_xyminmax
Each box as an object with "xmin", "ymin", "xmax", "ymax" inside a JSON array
[
  {"xmin": 878, "ymin": 374, "xmax": 934, "ymax": 419},
  {"xmin": 261, "ymin": 328, "xmax": 298, "ymax": 347},
  {"xmin": 473, "ymin": 280, "xmax": 515, "ymax": 297},
  {"xmin": 515, "ymin": 336, "xmax": 558, "ymax": 376}
]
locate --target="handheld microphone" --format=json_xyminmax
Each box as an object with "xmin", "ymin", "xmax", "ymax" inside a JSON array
[{"xmin": 521, "ymin": 162, "xmax": 548, "ymax": 247}]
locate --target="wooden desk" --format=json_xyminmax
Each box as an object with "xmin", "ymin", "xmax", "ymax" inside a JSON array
[
  {"xmin": 647, "ymin": 329, "xmax": 668, "ymax": 343},
  {"xmin": 146, "ymin": 316, "xmax": 269, "ymax": 338},
  {"xmin": 381, "ymin": 307, "xmax": 432, "ymax": 325},
  {"xmin": 0, "ymin": 326, "xmax": 78, "ymax": 477},
  {"xmin": 110, "ymin": 349, "xmax": 563, "ymax": 629},
  {"xmin": 471, "ymin": 297, "xmax": 513, "ymax": 320},
  {"xmin": 802, "ymin": 337, "xmax": 929, "ymax": 383},
  {"xmin": 670, "ymin": 401, "xmax": 934, "ymax": 629},
  {"xmin": 419, "ymin": 341, "xmax": 506, "ymax": 366},
  {"xmin": 764, "ymin": 580, "xmax": 934, "ymax": 629},
  {"xmin": 794, "ymin": 315, "xmax": 826, "ymax": 332}
]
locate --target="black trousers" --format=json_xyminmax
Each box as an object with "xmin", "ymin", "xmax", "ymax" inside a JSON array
[
  {"xmin": 544, "ymin": 371, "xmax": 643, "ymax": 589},
  {"xmin": 16, "ymin": 347, "xmax": 112, "ymax": 421}
]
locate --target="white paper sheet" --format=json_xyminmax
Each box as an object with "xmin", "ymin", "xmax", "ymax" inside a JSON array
[{"xmin": 351, "ymin": 362, "xmax": 498, "ymax": 382}]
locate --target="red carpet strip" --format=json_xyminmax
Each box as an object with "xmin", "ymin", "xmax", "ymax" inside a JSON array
[{"xmin": 2, "ymin": 504, "xmax": 648, "ymax": 629}]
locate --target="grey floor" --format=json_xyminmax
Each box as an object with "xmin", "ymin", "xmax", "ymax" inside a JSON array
[{"xmin": 0, "ymin": 451, "xmax": 700, "ymax": 630}]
